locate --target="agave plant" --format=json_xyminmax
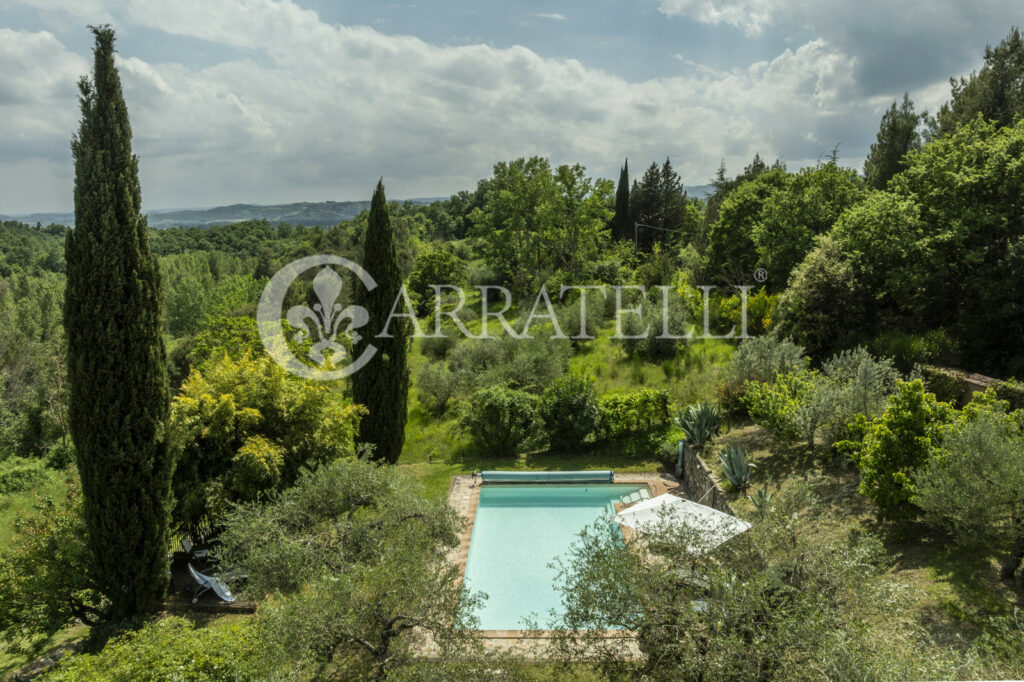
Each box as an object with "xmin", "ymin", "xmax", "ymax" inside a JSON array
[
  {"xmin": 719, "ymin": 443, "xmax": 755, "ymax": 490},
  {"xmin": 675, "ymin": 401, "xmax": 723, "ymax": 453},
  {"xmin": 747, "ymin": 487, "xmax": 773, "ymax": 516}
]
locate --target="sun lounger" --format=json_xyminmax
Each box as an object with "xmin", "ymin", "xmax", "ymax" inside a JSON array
[{"xmin": 187, "ymin": 563, "xmax": 236, "ymax": 604}]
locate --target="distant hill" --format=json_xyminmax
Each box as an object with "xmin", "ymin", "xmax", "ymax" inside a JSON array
[
  {"xmin": 684, "ymin": 184, "xmax": 715, "ymax": 199},
  {"xmin": 0, "ymin": 212, "xmax": 78, "ymax": 226},
  {"xmin": 1, "ymin": 197, "xmax": 445, "ymax": 228},
  {"xmin": 3, "ymin": 189, "xmax": 715, "ymax": 228}
]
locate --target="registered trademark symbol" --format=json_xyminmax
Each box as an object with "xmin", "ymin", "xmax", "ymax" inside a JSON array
[{"xmin": 754, "ymin": 268, "xmax": 768, "ymax": 283}]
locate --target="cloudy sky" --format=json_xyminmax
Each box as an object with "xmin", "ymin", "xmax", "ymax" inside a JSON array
[{"xmin": 0, "ymin": 0, "xmax": 1020, "ymax": 214}]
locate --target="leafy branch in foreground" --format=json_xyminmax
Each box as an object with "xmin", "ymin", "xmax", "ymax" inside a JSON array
[
  {"xmin": 218, "ymin": 459, "xmax": 486, "ymax": 680},
  {"xmin": 547, "ymin": 488, "xmax": 1006, "ymax": 680}
]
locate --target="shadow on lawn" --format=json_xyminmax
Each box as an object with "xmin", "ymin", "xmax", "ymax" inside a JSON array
[
  {"xmin": 863, "ymin": 518, "xmax": 1024, "ymax": 651},
  {"xmin": 715, "ymin": 421, "xmax": 853, "ymax": 493}
]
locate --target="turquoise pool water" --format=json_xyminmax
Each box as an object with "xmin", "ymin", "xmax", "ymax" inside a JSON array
[{"xmin": 463, "ymin": 484, "xmax": 647, "ymax": 630}]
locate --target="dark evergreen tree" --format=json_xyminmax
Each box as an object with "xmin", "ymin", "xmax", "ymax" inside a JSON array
[
  {"xmin": 64, "ymin": 26, "xmax": 172, "ymax": 620},
  {"xmin": 864, "ymin": 93, "xmax": 922, "ymax": 189},
  {"xmin": 611, "ymin": 159, "xmax": 631, "ymax": 241},
  {"xmin": 352, "ymin": 180, "xmax": 409, "ymax": 464},
  {"xmin": 631, "ymin": 161, "xmax": 663, "ymax": 251},
  {"xmin": 658, "ymin": 157, "xmax": 689, "ymax": 241},
  {"xmin": 932, "ymin": 27, "xmax": 1024, "ymax": 137},
  {"xmin": 630, "ymin": 157, "xmax": 691, "ymax": 250}
]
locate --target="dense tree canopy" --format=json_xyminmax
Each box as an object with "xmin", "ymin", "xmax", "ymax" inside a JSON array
[
  {"xmin": 751, "ymin": 162, "xmax": 864, "ymax": 289},
  {"xmin": 706, "ymin": 168, "xmax": 790, "ymax": 284},
  {"xmin": 630, "ymin": 158, "xmax": 699, "ymax": 251}
]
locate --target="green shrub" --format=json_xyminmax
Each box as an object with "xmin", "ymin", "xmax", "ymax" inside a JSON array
[
  {"xmin": 419, "ymin": 329, "xmax": 458, "ymax": 359},
  {"xmin": 170, "ymin": 354, "xmax": 366, "ymax": 530},
  {"xmin": 43, "ymin": 616, "xmax": 263, "ymax": 681},
  {"xmin": 218, "ymin": 459, "xmax": 474, "ymax": 679},
  {"xmin": 556, "ymin": 301, "xmax": 599, "ymax": 341},
  {"xmin": 719, "ymin": 444, "xmax": 755, "ymax": 490},
  {"xmin": 459, "ymin": 386, "xmax": 539, "ymax": 457},
  {"xmin": 743, "ymin": 370, "xmax": 833, "ymax": 453},
  {"xmin": 416, "ymin": 363, "xmax": 459, "ymax": 415},
  {"xmin": 448, "ymin": 335, "xmax": 570, "ymax": 394},
  {"xmin": 598, "ymin": 389, "xmax": 672, "ymax": 440},
  {"xmin": 45, "ymin": 440, "xmax": 76, "ymax": 469},
  {"xmin": 616, "ymin": 296, "xmax": 687, "ymax": 360},
  {"xmin": 851, "ymin": 380, "xmax": 954, "ymax": 522},
  {"xmin": 729, "ymin": 334, "xmax": 807, "ymax": 382},
  {"xmin": 869, "ymin": 329, "xmax": 958, "ymax": 373},
  {"xmin": 538, "ymin": 376, "xmax": 601, "ymax": 451},
  {"xmin": 994, "ymin": 378, "xmax": 1024, "ymax": 411},
  {"xmin": 0, "ymin": 479, "xmax": 102, "ymax": 655},
  {"xmin": 719, "ymin": 286, "xmax": 779, "ymax": 336},
  {"xmin": 919, "ymin": 364, "xmax": 966, "ymax": 404},
  {"xmin": 0, "ymin": 456, "xmax": 50, "ymax": 495},
  {"xmin": 657, "ymin": 426, "xmax": 688, "ymax": 470},
  {"xmin": 721, "ymin": 335, "xmax": 807, "ymax": 412},
  {"xmin": 914, "ymin": 408, "xmax": 1024, "ymax": 550},
  {"xmin": 819, "ymin": 347, "xmax": 902, "ymax": 447}
]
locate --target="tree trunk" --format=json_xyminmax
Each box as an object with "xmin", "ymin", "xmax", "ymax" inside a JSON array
[{"xmin": 1001, "ymin": 528, "xmax": 1024, "ymax": 580}]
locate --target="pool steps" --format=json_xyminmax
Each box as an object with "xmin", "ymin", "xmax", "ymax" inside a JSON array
[{"xmin": 618, "ymin": 488, "xmax": 652, "ymax": 505}]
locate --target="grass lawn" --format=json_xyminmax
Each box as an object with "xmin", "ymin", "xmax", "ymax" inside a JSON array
[
  {"xmin": 0, "ymin": 467, "xmax": 70, "ymax": 550},
  {"xmin": 0, "ymin": 624, "xmax": 89, "ymax": 679}
]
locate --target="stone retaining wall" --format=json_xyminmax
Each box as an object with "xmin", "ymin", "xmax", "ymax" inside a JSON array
[{"xmin": 677, "ymin": 442, "xmax": 734, "ymax": 515}]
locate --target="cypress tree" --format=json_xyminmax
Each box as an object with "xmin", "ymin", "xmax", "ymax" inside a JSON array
[
  {"xmin": 612, "ymin": 159, "xmax": 630, "ymax": 240},
  {"xmin": 65, "ymin": 26, "xmax": 172, "ymax": 620},
  {"xmin": 352, "ymin": 180, "xmax": 409, "ymax": 464}
]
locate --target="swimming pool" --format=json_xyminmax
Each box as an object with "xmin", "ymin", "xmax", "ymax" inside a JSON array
[{"xmin": 463, "ymin": 484, "xmax": 649, "ymax": 630}]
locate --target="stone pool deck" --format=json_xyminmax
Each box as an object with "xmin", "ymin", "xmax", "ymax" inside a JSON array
[{"xmin": 444, "ymin": 472, "xmax": 683, "ymax": 655}]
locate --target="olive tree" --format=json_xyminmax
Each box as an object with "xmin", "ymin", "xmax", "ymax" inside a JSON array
[
  {"xmin": 914, "ymin": 404, "xmax": 1024, "ymax": 580},
  {"xmin": 219, "ymin": 459, "xmax": 484, "ymax": 680}
]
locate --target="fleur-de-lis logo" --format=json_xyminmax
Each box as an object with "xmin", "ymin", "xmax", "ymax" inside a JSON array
[
  {"xmin": 257, "ymin": 255, "xmax": 377, "ymax": 380},
  {"xmin": 286, "ymin": 267, "xmax": 369, "ymax": 367}
]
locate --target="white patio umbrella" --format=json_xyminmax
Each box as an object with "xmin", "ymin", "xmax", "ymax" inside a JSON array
[{"xmin": 613, "ymin": 493, "xmax": 751, "ymax": 553}]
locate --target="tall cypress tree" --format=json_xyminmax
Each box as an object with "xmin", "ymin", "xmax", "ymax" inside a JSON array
[
  {"xmin": 65, "ymin": 26, "xmax": 172, "ymax": 620},
  {"xmin": 612, "ymin": 159, "xmax": 630, "ymax": 241},
  {"xmin": 352, "ymin": 180, "xmax": 409, "ymax": 464}
]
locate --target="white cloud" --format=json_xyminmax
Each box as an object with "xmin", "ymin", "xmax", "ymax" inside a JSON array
[
  {"xmin": 658, "ymin": 0, "xmax": 783, "ymax": 36},
  {"xmin": 530, "ymin": 13, "xmax": 567, "ymax": 21},
  {"xmin": 0, "ymin": 0, "xmax": 976, "ymax": 212},
  {"xmin": 0, "ymin": 29, "xmax": 87, "ymax": 211}
]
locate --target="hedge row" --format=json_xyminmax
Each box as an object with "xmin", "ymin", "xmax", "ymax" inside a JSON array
[{"xmin": 919, "ymin": 365, "xmax": 965, "ymax": 404}]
